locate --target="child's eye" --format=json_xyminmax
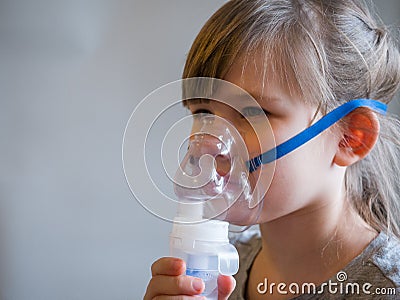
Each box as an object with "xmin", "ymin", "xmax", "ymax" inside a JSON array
[
  {"xmin": 193, "ymin": 109, "xmax": 214, "ymax": 115},
  {"xmin": 241, "ymin": 107, "xmax": 269, "ymax": 117}
]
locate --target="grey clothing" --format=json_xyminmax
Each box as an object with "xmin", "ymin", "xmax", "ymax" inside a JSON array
[{"xmin": 229, "ymin": 227, "xmax": 400, "ymax": 299}]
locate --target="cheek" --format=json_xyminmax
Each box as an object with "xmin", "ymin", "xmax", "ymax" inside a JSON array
[
  {"xmin": 241, "ymin": 118, "xmax": 276, "ymax": 157},
  {"xmin": 257, "ymin": 131, "xmax": 338, "ymax": 221},
  {"xmin": 260, "ymin": 158, "xmax": 312, "ymax": 219}
]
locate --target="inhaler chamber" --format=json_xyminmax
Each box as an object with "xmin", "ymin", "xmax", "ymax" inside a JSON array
[{"xmin": 170, "ymin": 219, "xmax": 239, "ymax": 296}]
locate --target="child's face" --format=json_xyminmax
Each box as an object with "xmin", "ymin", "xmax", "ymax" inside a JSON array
[{"xmin": 187, "ymin": 57, "xmax": 343, "ymax": 224}]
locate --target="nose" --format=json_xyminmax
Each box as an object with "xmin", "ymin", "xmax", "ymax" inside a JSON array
[
  {"xmin": 188, "ymin": 134, "xmax": 232, "ymax": 177},
  {"xmin": 215, "ymin": 154, "xmax": 230, "ymax": 176}
]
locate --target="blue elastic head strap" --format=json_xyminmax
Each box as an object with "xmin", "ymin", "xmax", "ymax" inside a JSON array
[{"xmin": 246, "ymin": 99, "xmax": 387, "ymax": 173}]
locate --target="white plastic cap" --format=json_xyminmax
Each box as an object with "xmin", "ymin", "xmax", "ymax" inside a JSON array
[
  {"xmin": 170, "ymin": 219, "xmax": 239, "ymax": 275},
  {"xmin": 171, "ymin": 219, "xmax": 229, "ymax": 244}
]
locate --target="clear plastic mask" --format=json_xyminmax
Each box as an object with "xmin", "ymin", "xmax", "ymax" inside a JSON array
[{"xmin": 174, "ymin": 114, "xmax": 263, "ymax": 225}]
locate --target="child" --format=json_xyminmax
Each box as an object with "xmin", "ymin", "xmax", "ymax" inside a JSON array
[{"xmin": 144, "ymin": 0, "xmax": 400, "ymax": 299}]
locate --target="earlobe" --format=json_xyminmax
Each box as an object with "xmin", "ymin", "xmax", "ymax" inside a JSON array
[{"xmin": 333, "ymin": 108, "xmax": 380, "ymax": 167}]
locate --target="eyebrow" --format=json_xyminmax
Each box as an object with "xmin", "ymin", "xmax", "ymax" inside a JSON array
[
  {"xmin": 228, "ymin": 92, "xmax": 282, "ymax": 107},
  {"xmin": 182, "ymin": 98, "xmax": 210, "ymax": 107},
  {"xmin": 183, "ymin": 93, "xmax": 281, "ymax": 108}
]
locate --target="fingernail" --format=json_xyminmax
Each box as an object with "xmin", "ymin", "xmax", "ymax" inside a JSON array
[
  {"xmin": 172, "ymin": 259, "xmax": 181, "ymax": 269},
  {"xmin": 192, "ymin": 278, "xmax": 204, "ymax": 292},
  {"xmin": 172, "ymin": 259, "xmax": 184, "ymax": 273}
]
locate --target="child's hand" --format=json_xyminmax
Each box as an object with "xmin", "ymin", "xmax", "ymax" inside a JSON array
[{"xmin": 144, "ymin": 257, "xmax": 236, "ymax": 300}]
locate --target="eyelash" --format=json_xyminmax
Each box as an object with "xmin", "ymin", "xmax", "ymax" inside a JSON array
[
  {"xmin": 193, "ymin": 109, "xmax": 213, "ymax": 115},
  {"xmin": 191, "ymin": 107, "xmax": 269, "ymax": 118},
  {"xmin": 241, "ymin": 107, "xmax": 269, "ymax": 117}
]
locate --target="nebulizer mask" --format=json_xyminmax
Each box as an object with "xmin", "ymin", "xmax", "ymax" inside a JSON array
[
  {"xmin": 173, "ymin": 113, "xmax": 272, "ymax": 224},
  {"xmin": 169, "ymin": 112, "xmax": 274, "ymax": 298},
  {"xmin": 122, "ymin": 77, "xmax": 387, "ymax": 299}
]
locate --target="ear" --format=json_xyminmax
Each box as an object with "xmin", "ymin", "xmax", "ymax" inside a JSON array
[{"xmin": 333, "ymin": 108, "xmax": 380, "ymax": 167}]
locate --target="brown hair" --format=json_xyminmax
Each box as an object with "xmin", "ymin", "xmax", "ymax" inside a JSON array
[{"xmin": 182, "ymin": 0, "xmax": 400, "ymax": 236}]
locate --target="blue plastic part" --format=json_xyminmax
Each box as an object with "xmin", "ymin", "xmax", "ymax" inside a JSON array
[{"xmin": 246, "ymin": 99, "xmax": 387, "ymax": 173}]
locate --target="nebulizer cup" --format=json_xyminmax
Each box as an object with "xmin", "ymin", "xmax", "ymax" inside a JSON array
[{"xmin": 170, "ymin": 114, "xmax": 267, "ymax": 299}]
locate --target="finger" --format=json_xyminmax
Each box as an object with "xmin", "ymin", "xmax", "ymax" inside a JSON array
[
  {"xmin": 151, "ymin": 257, "xmax": 186, "ymax": 276},
  {"xmin": 145, "ymin": 275, "xmax": 204, "ymax": 299},
  {"xmin": 217, "ymin": 275, "xmax": 236, "ymax": 300}
]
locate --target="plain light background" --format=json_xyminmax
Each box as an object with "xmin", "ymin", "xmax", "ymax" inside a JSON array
[{"xmin": 0, "ymin": 1, "xmax": 399, "ymax": 299}]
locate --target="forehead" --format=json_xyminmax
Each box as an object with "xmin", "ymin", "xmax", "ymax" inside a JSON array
[
  {"xmin": 182, "ymin": 76, "xmax": 266, "ymax": 111},
  {"xmin": 221, "ymin": 53, "xmax": 300, "ymax": 107}
]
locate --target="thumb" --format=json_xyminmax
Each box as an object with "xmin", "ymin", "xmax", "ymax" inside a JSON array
[{"xmin": 218, "ymin": 275, "xmax": 236, "ymax": 300}]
